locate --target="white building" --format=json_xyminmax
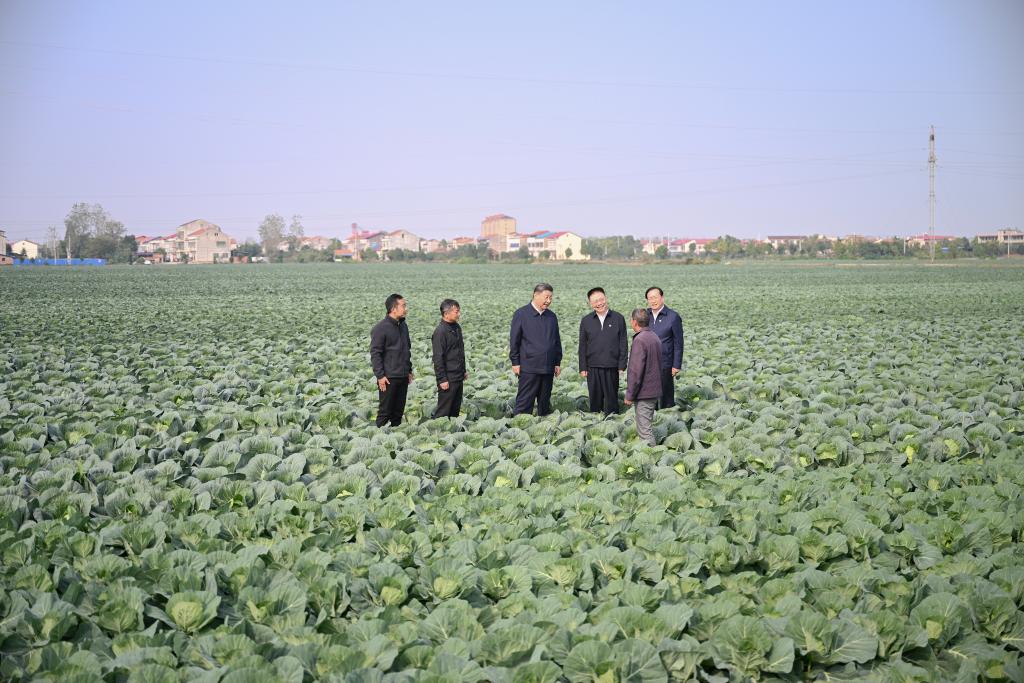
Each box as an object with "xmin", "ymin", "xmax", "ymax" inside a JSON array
[
  {"xmin": 381, "ymin": 229, "xmax": 421, "ymax": 254},
  {"xmin": 12, "ymin": 239, "xmax": 40, "ymax": 259},
  {"xmin": 976, "ymin": 229, "xmax": 1024, "ymax": 246}
]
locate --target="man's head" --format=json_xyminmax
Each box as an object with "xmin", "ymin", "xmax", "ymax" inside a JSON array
[
  {"xmin": 532, "ymin": 283, "xmax": 554, "ymax": 311},
  {"xmin": 587, "ymin": 287, "xmax": 608, "ymax": 315},
  {"xmin": 440, "ymin": 298, "xmax": 460, "ymax": 322},
  {"xmin": 630, "ymin": 307, "xmax": 650, "ymax": 332},
  {"xmin": 645, "ymin": 286, "xmax": 664, "ymax": 311},
  {"xmin": 385, "ymin": 293, "xmax": 407, "ymax": 319}
]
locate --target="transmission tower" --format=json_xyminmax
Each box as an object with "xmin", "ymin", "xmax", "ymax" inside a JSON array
[{"xmin": 929, "ymin": 126, "xmax": 936, "ymax": 262}]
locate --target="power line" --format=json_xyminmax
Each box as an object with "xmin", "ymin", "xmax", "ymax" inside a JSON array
[{"xmin": 2, "ymin": 39, "xmax": 1021, "ymax": 97}]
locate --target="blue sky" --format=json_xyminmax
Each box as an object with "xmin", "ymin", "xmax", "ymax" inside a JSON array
[{"xmin": 1, "ymin": 1, "xmax": 1021, "ymax": 242}]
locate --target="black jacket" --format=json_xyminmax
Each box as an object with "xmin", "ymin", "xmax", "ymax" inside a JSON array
[
  {"xmin": 578, "ymin": 310, "xmax": 627, "ymax": 371},
  {"xmin": 509, "ymin": 304, "xmax": 562, "ymax": 374},
  {"xmin": 370, "ymin": 316, "xmax": 412, "ymax": 379},
  {"xmin": 431, "ymin": 320, "xmax": 466, "ymax": 383}
]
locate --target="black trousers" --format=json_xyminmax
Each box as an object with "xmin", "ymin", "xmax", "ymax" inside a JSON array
[
  {"xmin": 657, "ymin": 367, "xmax": 675, "ymax": 410},
  {"xmin": 586, "ymin": 367, "xmax": 620, "ymax": 415},
  {"xmin": 376, "ymin": 376, "xmax": 409, "ymax": 427},
  {"xmin": 514, "ymin": 372, "xmax": 554, "ymax": 416},
  {"xmin": 433, "ymin": 380, "xmax": 464, "ymax": 418}
]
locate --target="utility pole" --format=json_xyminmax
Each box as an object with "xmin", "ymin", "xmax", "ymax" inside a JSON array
[
  {"xmin": 47, "ymin": 225, "xmax": 58, "ymax": 260},
  {"xmin": 929, "ymin": 125, "xmax": 936, "ymax": 262}
]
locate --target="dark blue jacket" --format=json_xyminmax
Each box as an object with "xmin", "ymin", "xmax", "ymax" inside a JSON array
[
  {"xmin": 646, "ymin": 305, "xmax": 684, "ymax": 370},
  {"xmin": 509, "ymin": 304, "xmax": 562, "ymax": 374}
]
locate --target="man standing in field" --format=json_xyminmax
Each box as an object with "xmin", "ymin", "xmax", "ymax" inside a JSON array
[
  {"xmin": 431, "ymin": 298, "xmax": 467, "ymax": 418},
  {"xmin": 370, "ymin": 293, "xmax": 414, "ymax": 427},
  {"xmin": 510, "ymin": 283, "xmax": 562, "ymax": 416},
  {"xmin": 624, "ymin": 308, "xmax": 662, "ymax": 446},
  {"xmin": 645, "ymin": 286, "xmax": 684, "ymax": 410},
  {"xmin": 578, "ymin": 287, "xmax": 627, "ymax": 415}
]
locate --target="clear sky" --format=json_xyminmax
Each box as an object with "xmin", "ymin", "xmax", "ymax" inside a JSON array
[{"xmin": 1, "ymin": 0, "xmax": 1021, "ymax": 243}]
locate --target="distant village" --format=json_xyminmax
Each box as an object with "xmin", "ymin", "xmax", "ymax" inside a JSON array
[{"xmin": 1, "ymin": 213, "xmax": 1022, "ymax": 266}]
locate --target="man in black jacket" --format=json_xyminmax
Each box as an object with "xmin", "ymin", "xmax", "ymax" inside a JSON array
[
  {"xmin": 510, "ymin": 283, "xmax": 562, "ymax": 416},
  {"xmin": 431, "ymin": 298, "xmax": 467, "ymax": 418},
  {"xmin": 578, "ymin": 287, "xmax": 627, "ymax": 415},
  {"xmin": 370, "ymin": 293, "xmax": 414, "ymax": 427}
]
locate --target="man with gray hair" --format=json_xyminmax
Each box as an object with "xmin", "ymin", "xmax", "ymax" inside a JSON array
[
  {"xmin": 510, "ymin": 283, "xmax": 562, "ymax": 416},
  {"xmin": 624, "ymin": 308, "xmax": 662, "ymax": 446}
]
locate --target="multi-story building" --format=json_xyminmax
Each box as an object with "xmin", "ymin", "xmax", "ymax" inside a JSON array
[
  {"xmin": 420, "ymin": 238, "xmax": 446, "ymax": 253},
  {"xmin": 481, "ymin": 214, "xmax": 517, "ymax": 253},
  {"xmin": 344, "ymin": 230, "xmax": 385, "ymax": 259},
  {"xmin": 512, "ymin": 230, "xmax": 587, "ymax": 260},
  {"xmin": 976, "ymin": 229, "xmax": 1024, "ymax": 247},
  {"xmin": 766, "ymin": 235, "xmax": 806, "ymax": 251},
  {"xmin": 381, "ymin": 229, "xmax": 421, "ymax": 255},
  {"xmin": 0, "ymin": 229, "xmax": 10, "ymax": 265},
  {"xmin": 12, "ymin": 239, "xmax": 40, "ymax": 259},
  {"xmin": 672, "ymin": 238, "xmax": 715, "ymax": 255},
  {"xmin": 173, "ymin": 219, "xmax": 234, "ymax": 263},
  {"xmin": 301, "ymin": 236, "xmax": 334, "ymax": 251}
]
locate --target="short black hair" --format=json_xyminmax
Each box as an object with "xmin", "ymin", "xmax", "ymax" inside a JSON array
[
  {"xmin": 440, "ymin": 298, "xmax": 460, "ymax": 315},
  {"xmin": 631, "ymin": 308, "xmax": 651, "ymax": 327},
  {"xmin": 587, "ymin": 287, "xmax": 605, "ymax": 300},
  {"xmin": 645, "ymin": 286, "xmax": 664, "ymax": 298},
  {"xmin": 385, "ymin": 293, "xmax": 404, "ymax": 313},
  {"xmin": 533, "ymin": 283, "xmax": 554, "ymax": 294}
]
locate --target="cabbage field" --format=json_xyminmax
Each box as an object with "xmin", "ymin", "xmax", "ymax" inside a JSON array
[{"xmin": 1, "ymin": 262, "xmax": 1023, "ymax": 682}]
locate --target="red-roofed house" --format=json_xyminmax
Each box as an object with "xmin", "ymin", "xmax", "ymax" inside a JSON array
[
  {"xmin": 907, "ymin": 233, "xmax": 959, "ymax": 248},
  {"xmin": 174, "ymin": 219, "xmax": 234, "ymax": 263}
]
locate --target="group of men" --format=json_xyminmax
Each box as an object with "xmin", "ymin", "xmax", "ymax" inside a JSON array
[{"xmin": 369, "ymin": 283, "xmax": 684, "ymax": 445}]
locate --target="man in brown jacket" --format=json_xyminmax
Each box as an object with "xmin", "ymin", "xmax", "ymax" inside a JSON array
[{"xmin": 624, "ymin": 308, "xmax": 662, "ymax": 446}]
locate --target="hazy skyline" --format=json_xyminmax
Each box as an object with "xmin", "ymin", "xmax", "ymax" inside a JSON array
[{"xmin": 1, "ymin": 1, "xmax": 1022, "ymax": 244}]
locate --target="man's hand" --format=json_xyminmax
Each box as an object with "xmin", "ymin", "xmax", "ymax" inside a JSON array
[
  {"xmin": 624, "ymin": 398, "xmax": 633, "ymax": 406},
  {"xmin": 439, "ymin": 380, "xmax": 449, "ymax": 391},
  {"xmin": 408, "ymin": 373, "xmax": 415, "ymax": 383},
  {"xmin": 671, "ymin": 367, "xmax": 680, "ymax": 377},
  {"xmin": 464, "ymin": 372, "xmax": 469, "ymax": 380},
  {"xmin": 554, "ymin": 366, "xmax": 561, "ymax": 377},
  {"xmin": 377, "ymin": 377, "xmax": 389, "ymax": 392},
  {"xmin": 580, "ymin": 370, "xmax": 587, "ymax": 378},
  {"xmin": 512, "ymin": 365, "xmax": 521, "ymax": 376}
]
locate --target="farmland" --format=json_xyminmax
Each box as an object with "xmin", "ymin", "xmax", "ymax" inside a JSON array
[{"xmin": 1, "ymin": 262, "xmax": 1023, "ymax": 682}]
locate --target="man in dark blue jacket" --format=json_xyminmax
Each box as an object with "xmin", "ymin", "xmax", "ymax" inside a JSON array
[
  {"xmin": 645, "ymin": 286, "xmax": 684, "ymax": 410},
  {"xmin": 510, "ymin": 283, "xmax": 562, "ymax": 416}
]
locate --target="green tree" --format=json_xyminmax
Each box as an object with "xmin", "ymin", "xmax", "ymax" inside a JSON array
[
  {"xmin": 63, "ymin": 202, "xmax": 123, "ymax": 259},
  {"xmin": 655, "ymin": 245, "xmax": 669, "ymax": 260},
  {"xmin": 234, "ymin": 241, "xmax": 263, "ymax": 258},
  {"xmin": 565, "ymin": 247, "xmax": 573, "ymax": 259},
  {"xmin": 258, "ymin": 214, "xmax": 286, "ymax": 254},
  {"xmin": 286, "ymin": 215, "xmax": 305, "ymax": 251}
]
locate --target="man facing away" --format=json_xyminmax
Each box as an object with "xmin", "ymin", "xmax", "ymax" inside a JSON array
[
  {"xmin": 645, "ymin": 286, "xmax": 684, "ymax": 410},
  {"xmin": 624, "ymin": 308, "xmax": 662, "ymax": 446},
  {"xmin": 431, "ymin": 298, "xmax": 467, "ymax": 418},
  {"xmin": 510, "ymin": 283, "xmax": 562, "ymax": 416},
  {"xmin": 370, "ymin": 293, "xmax": 414, "ymax": 427},
  {"xmin": 578, "ymin": 287, "xmax": 627, "ymax": 415}
]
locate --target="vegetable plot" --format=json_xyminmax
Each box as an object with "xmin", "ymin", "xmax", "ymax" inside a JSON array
[{"xmin": 1, "ymin": 262, "xmax": 1023, "ymax": 682}]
